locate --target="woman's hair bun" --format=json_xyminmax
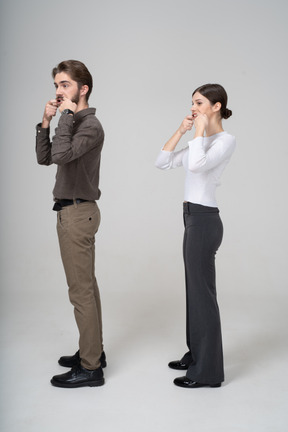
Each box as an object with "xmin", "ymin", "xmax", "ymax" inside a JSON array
[{"xmin": 223, "ymin": 108, "xmax": 232, "ymax": 119}]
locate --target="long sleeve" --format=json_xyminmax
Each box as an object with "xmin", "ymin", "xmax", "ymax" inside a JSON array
[
  {"xmin": 51, "ymin": 114, "xmax": 104, "ymax": 166},
  {"xmin": 35, "ymin": 108, "xmax": 104, "ymax": 201},
  {"xmin": 155, "ymin": 131, "xmax": 236, "ymax": 207},
  {"xmin": 187, "ymin": 134, "xmax": 236, "ymax": 173},
  {"xmin": 35, "ymin": 124, "xmax": 53, "ymax": 166},
  {"xmin": 155, "ymin": 147, "xmax": 187, "ymax": 170}
]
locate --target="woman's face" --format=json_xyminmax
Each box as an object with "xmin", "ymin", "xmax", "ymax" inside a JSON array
[{"xmin": 191, "ymin": 92, "xmax": 219, "ymax": 120}]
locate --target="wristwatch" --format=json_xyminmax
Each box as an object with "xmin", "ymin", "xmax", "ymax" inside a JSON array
[{"xmin": 62, "ymin": 109, "xmax": 74, "ymax": 116}]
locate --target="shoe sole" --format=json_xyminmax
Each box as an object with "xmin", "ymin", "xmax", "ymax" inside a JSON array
[
  {"xmin": 174, "ymin": 380, "xmax": 221, "ymax": 388},
  {"xmin": 168, "ymin": 364, "xmax": 188, "ymax": 370},
  {"xmin": 58, "ymin": 360, "xmax": 107, "ymax": 368},
  {"xmin": 51, "ymin": 378, "xmax": 105, "ymax": 388}
]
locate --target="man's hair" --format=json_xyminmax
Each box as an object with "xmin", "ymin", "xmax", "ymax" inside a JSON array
[{"xmin": 52, "ymin": 60, "xmax": 93, "ymax": 101}]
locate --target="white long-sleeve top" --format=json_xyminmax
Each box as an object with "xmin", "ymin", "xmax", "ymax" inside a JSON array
[{"xmin": 155, "ymin": 131, "xmax": 236, "ymax": 207}]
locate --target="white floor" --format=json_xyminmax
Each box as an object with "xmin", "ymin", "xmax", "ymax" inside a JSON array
[{"xmin": 1, "ymin": 281, "xmax": 288, "ymax": 432}]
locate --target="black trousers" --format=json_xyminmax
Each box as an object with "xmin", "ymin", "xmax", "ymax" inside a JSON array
[{"xmin": 181, "ymin": 202, "xmax": 224, "ymax": 384}]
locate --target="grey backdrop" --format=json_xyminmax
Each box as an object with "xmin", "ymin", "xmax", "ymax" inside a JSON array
[
  {"xmin": 0, "ymin": 0, "xmax": 287, "ymax": 430},
  {"xmin": 1, "ymin": 0, "xmax": 287, "ymax": 314}
]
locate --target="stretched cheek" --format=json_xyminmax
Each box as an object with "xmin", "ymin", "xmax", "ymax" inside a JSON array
[{"xmin": 205, "ymin": 106, "xmax": 213, "ymax": 116}]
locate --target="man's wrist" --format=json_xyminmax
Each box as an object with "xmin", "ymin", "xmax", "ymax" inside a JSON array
[
  {"xmin": 41, "ymin": 118, "xmax": 51, "ymax": 128},
  {"xmin": 62, "ymin": 109, "xmax": 74, "ymax": 116}
]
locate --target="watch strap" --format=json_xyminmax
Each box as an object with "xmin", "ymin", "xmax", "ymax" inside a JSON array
[{"xmin": 62, "ymin": 109, "xmax": 74, "ymax": 115}]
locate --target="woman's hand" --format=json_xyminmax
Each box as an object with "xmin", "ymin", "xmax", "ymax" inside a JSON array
[
  {"xmin": 162, "ymin": 115, "xmax": 194, "ymax": 152},
  {"xmin": 194, "ymin": 113, "xmax": 208, "ymax": 130},
  {"xmin": 179, "ymin": 115, "xmax": 194, "ymax": 135},
  {"xmin": 194, "ymin": 114, "xmax": 208, "ymax": 138}
]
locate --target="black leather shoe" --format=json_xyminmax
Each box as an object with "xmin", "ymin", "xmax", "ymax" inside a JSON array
[
  {"xmin": 58, "ymin": 350, "xmax": 107, "ymax": 368},
  {"xmin": 174, "ymin": 376, "xmax": 221, "ymax": 388},
  {"xmin": 168, "ymin": 360, "xmax": 189, "ymax": 370},
  {"xmin": 51, "ymin": 364, "xmax": 104, "ymax": 388}
]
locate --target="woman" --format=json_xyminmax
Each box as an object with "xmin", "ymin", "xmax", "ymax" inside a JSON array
[{"xmin": 155, "ymin": 84, "xmax": 236, "ymax": 388}]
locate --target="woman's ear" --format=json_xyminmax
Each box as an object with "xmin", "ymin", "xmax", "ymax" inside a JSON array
[{"xmin": 213, "ymin": 102, "xmax": 221, "ymax": 113}]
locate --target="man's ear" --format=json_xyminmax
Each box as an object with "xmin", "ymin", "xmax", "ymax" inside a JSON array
[{"xmin": 80, "ymin": 85, "xmax": 89, "ymax": 97}]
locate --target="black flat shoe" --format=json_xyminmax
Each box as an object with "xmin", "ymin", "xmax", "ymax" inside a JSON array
[
  {"xmin": 51, "ymin": 364, "xmax": 105, "ymax": 388},
  {"xmin": 174, "ymin": 376, "xmax": 221, "ymax": 388},
  {"xmin": 58, "ymin": 350, "xmax": 107, "ymax": 368},
  {"xmin": 168, "ymin": 360, "xmax": 189, "ymax": 370}
]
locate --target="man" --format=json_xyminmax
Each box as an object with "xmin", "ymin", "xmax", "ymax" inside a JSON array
[{"xmin": 36, "ymin": 60, "xmax": 106, "ymax": 388}]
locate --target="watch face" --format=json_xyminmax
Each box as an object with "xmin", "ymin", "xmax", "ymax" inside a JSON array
[{"xmin": 63, "ymin": 109, "xmax": 73, "ymax": 115}]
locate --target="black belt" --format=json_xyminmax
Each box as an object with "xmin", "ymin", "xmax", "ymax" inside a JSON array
[{"xmin": 53, "ymin": 199, "xmax": 88, "ymax": 211}]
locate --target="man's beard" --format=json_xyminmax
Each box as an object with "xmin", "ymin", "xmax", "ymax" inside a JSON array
[{"xmin": 71, "ymin": 89, "xmax": 81, "ymax": 104}]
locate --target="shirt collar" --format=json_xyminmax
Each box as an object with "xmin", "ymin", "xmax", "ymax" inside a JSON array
[{"xmin": 74, "ymin": 107, "xmax": 96, "ymax": 122}]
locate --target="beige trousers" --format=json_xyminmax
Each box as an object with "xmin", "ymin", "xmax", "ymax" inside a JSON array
[{"xmin": 56, "ymin": 201, "xmax": 103, "ymax": 370}]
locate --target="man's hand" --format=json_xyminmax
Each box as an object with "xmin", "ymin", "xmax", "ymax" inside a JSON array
[
  {"xmin": 58, "ymin": 97, "xmax": 77, "ymax": 114},
  {"xmin": 42, "ymin": 99, "xmax": 58, "ymax": 128}
]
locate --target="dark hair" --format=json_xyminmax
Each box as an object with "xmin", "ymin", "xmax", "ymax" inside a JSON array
[
  {"xmin": 192, "ymin": 83, "xmax": 232, "ymax": 119},
  {"xmin": 52, "ymin": 60, "xmax": 93, "ymax": 101}
]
